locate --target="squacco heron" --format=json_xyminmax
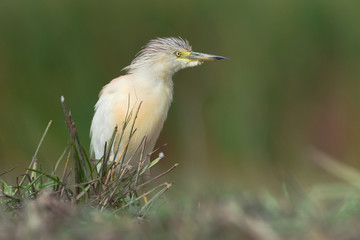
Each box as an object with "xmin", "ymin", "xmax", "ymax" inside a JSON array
[{"xmin": 90, "ymin": 37, "xmax": 227, "ymax": 169}]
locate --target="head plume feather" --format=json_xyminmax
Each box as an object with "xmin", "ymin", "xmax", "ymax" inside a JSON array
[{"xmin": 123, "ymin": 37, "xmax": 192, "ymax": 73}]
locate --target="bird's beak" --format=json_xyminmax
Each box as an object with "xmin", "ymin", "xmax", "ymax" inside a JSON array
[{"xmin": 187, "ymin": 51, "xmax": 229, "ymax": 61}]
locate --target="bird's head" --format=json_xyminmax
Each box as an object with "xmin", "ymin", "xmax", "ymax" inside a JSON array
[{"xmin": 124, "ymin": 37, "xmax": 228, "ymax": 77}]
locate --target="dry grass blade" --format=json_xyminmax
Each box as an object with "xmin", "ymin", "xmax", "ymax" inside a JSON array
[
  {"xmin": 139, "ymin": 182, "xmax": 172, "ymax": 215},
  {"xmin": 18, "ymin": 120, "xmax": 52, "ymax": 186},
  {"xmin": 0, "ymin": 167, "xmax": 17, "ymax": 178},
  {"xmin": 115, "ymin": 182, "xmax": 172, "ymax": 212},
  {"xmin": 61, "ymin": 96, "xmax": 89, "ymax": 184},
  {"xmin": 134, "ymin": 163, "xmax": 178, "ymax": 193}
]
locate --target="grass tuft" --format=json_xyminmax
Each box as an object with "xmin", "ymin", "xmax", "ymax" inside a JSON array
[{"xmin": 0, "ymin": 96, "xmax": 177, "ymax": 216}]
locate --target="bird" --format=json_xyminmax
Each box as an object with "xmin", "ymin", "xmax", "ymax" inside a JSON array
[{"xmin": 90, "ymin": 37, "xmax": 227, "ymax": 170}]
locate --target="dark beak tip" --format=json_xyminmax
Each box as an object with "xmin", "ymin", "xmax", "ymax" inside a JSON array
[{"xmin": 215, "ymin": 56, "xmax": 230, "ymax": 60}]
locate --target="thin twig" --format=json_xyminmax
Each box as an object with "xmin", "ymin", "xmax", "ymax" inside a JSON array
[
  {"xmin": 19, "ymin": 120, "xmax": 52, "ymax": 186},
  {"xmin": 130, "ymin": 163, "xmax": 179, "ymax": 194},
  {"xmin": 0, "ymin": 166, "xmax": 17, "ymax": 178},
  {"xmin": 115, "ymin": 182, "xmax": 172, "ymax": 212},
  {"xmin": 61, "ymin": 96, "xmax": 89, "ymax": 183},
  {"xmin": 1, "ymin": 194, "xmax": 21, "ymax": 202}
]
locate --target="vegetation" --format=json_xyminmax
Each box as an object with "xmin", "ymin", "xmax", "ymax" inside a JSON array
[
  {"xmin": 0, "ymin": 97, "xmax": 175, "ymax": 217},
  {"xmin": 1, "ymin": 99, "xmax": 360, "ymax": 240}
]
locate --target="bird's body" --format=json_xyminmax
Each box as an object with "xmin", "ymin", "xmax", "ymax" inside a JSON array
[
  {"xmin": 90, "ymin": 37, "xmax": 227, "ymax": 168},
  {"xmin": 90, "ymin": 73, "xmax": 173, "ymax": 165}
]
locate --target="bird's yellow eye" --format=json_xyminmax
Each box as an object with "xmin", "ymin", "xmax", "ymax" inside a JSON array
[{"xmin": 175, "ymin": 51, "xmax": 181, "ymax": 57}]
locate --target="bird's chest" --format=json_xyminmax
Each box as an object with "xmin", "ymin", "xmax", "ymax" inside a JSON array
[{"xmin": 130, "ymin": 82, "xmax": 173, "ymax": 140}]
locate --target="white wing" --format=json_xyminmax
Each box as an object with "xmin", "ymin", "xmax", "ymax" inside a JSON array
[{"xmin": 90, "ymin": 76, "xmax": 129, "ymax": 159}]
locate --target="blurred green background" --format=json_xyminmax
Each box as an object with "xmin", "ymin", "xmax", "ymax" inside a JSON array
[{"xmin": 1, "ymin": 0, "xmax": 360, "ymax": 191}]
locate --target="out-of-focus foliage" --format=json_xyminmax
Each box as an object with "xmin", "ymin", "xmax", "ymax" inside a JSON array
[
  {"xmin": 2, "ymin": 2, "xmax": 360, "ymax": 237},
  {"xmin": 2, "ymin": 185, "xmax": 360, "ymax": 240},
  {"xmin": 1, "ymin": 0, "xmax": 360, "ymax": 188}
]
